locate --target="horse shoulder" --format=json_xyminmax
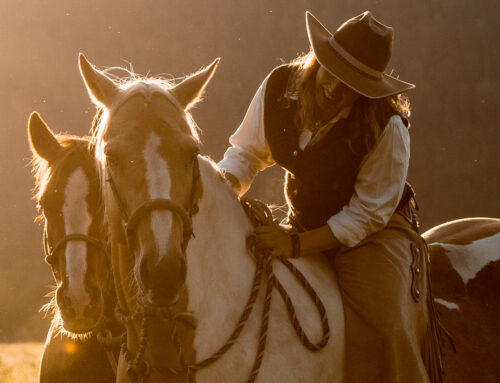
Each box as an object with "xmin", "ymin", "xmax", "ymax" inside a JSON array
[{"xmin": 39, "ymin": 320, "xmax": 116, "ymax": 383}]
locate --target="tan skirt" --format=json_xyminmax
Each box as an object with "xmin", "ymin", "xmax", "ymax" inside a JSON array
[{"xmin": 331, "ymin": 213, "xmax": 442, "ymax": 383}]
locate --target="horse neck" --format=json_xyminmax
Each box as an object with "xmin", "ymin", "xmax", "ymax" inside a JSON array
[{"xmin": 186, "ymin": 157, "xmax": 255, "ymax": 337}]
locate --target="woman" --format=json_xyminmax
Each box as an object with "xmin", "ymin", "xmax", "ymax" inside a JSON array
[{"xmin": 219, "ymin": 11, "xmax": 442, "ymax": 383}]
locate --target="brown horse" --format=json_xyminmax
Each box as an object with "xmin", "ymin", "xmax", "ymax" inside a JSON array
[
  {"xmin": 423, "ymin": 218, "xmax": 500, "ymax": 382},
  {"xmin": 28, "ymin": 112, "xmax": 120, "ymax": 382}
]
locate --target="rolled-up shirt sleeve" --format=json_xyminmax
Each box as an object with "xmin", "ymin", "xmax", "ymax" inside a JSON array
[
  {"xmin": 218, "ymin": 75, "xmax": 275, "ymax": 195},
  {"xmin": 327, "ymin": 115, "xmax": 410, "ymax": 247}
]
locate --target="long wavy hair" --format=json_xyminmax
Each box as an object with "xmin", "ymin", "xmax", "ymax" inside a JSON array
[{"xmin": 283, "ymin": 49, "xmax": 411, "ymax": 153}]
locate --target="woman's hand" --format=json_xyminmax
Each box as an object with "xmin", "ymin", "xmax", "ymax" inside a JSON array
[{"xmin": 254, "ymin": 223, "xmax": 295, "ymax": 258}]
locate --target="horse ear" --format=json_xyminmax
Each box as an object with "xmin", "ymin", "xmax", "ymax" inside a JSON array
[
  {"xmin": 79, "ymin": 53, "xmax": 119, "ymax": 107},
  {"xmin": 172, "ymin": 58, "xmax": 220, "ymax": 111},
  {"xmin": 28, "ymin": 112, "xmax": 62, "ymax": 163}
]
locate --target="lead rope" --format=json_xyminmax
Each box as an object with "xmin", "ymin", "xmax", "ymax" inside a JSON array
[
  {"xmin": 181, "ymin": 199, "xmax": 330, "ymax": 383},
  {"xmin": 96, "ymin": 328, "xmax": 121, "ymax": 376}
]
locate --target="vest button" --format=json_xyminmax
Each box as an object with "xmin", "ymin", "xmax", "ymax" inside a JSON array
[
  {"xmin": 292, "ymin": 150, "xmax": 298, "ymax": 157},
  {"xmin": 293, "ymin": 188, "xmax": 298, "ymax": 195}
]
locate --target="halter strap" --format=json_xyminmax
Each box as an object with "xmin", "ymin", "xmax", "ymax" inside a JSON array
[
  {"xmin": 44, "ymin": 231, "xmax": 107, "ymax": 266},
  {"xmin": 126, "ymin": 199, "xmax": 193, "ymax": 250},
  {"xmin": 105, "ymin": 157, "xmax": 200, "ymax": 252}
]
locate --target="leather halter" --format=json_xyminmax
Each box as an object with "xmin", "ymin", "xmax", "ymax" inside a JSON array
[
  {"xmin": 105, "ymin": 156, "xmax": 200, "ymax": 252},
  {"xmin": 44, "ymin": 229, "xmax": 108, "ymax": 269},
  {"xmin": 103, "ymin": 86, "xmax": 200, "ymax": 252}
]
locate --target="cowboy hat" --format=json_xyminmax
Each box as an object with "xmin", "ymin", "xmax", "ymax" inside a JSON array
[{"xmin": 306, "ymin": 11, "xmax": 415, "ymax": 99}]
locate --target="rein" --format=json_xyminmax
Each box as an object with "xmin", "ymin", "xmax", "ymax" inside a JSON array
[
  {"xmin": 183, "ymin": 199, "xmax": 331, "ymax": 382},
  {"xmin": 112, "ymin": 196, "xmax": 330, "ymax": 383}
]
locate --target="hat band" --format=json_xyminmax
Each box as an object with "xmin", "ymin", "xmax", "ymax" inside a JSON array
[{"xmin": 328, "ymin": 37, "xmax": 384, "ymax": 81}]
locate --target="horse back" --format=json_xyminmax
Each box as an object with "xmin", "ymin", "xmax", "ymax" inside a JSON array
[{"xmin": 424, "ymin": 218, "xmax": 500, "ymax": 382}]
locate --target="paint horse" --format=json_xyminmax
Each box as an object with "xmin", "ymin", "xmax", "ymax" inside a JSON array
[
  {"xmin": 79, "ymin": 54, "xmax": 346, "ymax": 383},
  {"xmin": 423, "ymin": 218, "xmax": 500, "ymax": 382},
  {"xmin": 28, "ymin": 112, "xmax": 120, "ymax": 383}
]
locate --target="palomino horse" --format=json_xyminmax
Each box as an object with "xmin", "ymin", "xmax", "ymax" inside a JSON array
[
  {"xmin": 79, "ymin": 54, "xmax": 345, "ymax": 383},
  {"xmin": 423, "ymin": 218, "xmax": 500, "ymax": 382},
  {"xmin": 28, "ymin": 112, "xmax": 119, "ymax": 382},
  {"xmin": 79, "ymin": 54, "xmax": 500, "ymax": 382}
]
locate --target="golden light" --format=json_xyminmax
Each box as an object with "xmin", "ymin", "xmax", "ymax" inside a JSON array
[{"xmin": 64, "ymin": 341, "xmax": 77, "ymax": 355}]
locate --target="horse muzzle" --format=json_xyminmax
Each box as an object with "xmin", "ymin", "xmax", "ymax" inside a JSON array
[
  {"xmin": 56, "ymin": 283, "xmax": 104, "ymax": 333},
  {"xmin": 138, "ymin": 251, "xmax": 187, "ymax": 307}
]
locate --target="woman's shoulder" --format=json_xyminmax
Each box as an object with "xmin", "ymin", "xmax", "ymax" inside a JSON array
[
  {"xmin": 382, "ymin": 115, "xmax": 410, "ymax": 143},
  {"xmin": 267, "ymin": 63, "xmax": 295, "ymax": 83}
]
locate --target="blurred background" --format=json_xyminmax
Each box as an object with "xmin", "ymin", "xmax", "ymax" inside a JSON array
[{"xmin": 0, "ymin": 0, "xmax": 498, "ymax": 343}]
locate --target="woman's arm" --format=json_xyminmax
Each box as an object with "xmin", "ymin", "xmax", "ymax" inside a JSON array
[
  {"xmin": 255, "ymin": 223, "xmax": 341, "ymax": 257},
  {"xmin": 255, "ymin": 115, "xmax": 410, "ymax": 257},
  {"xmin": 218, "ymin": 74, "xmax": 275, "ymax": 195},
  {"xmin": 327, "ymin": 115, "xmax": 410, "ymax": 247}
]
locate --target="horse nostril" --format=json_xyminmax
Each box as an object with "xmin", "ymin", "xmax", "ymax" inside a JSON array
[{"xmin": 56, "ymin": 287, "xmax": 73, "ymax": 316}]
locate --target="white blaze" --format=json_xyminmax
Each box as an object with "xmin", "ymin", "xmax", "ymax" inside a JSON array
[
  {"xmin": 63, "ymin": 168, "xmax": 92, "ymax": 316},
  {"xmin": 144, "ymin": 132, "xmax": 172, "ymax": 256}
]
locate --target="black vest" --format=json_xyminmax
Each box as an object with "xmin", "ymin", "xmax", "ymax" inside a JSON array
[{"xmin": 263, "ymin": 65, "xmax": 404, "ymax": 231}]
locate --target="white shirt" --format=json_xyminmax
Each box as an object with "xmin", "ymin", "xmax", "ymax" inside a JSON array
[{"xmin": 218, "ymin": 74, "xmax": 410, "ymax": 247}]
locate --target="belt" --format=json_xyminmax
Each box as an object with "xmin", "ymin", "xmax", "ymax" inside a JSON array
[{"xmin": 397, "ymin": 197, "xmax": 420, "ymax": 233}]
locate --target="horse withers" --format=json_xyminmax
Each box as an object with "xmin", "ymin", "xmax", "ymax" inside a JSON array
[
  {"xmin": 28, "ymin": 112, "xmax": 119, "ymax": 382},
  {"xmin": 80, "ymin": 54, "xmax": 346, "ymax": 383}
]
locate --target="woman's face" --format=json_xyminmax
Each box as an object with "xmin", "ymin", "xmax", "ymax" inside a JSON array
[{"xmin": 314, "ymin": 65, "xmax": 361, "ymax": 120}]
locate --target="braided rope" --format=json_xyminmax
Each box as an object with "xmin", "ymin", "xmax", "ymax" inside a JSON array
[
  {"xmin": 115, "ymin": 198, "xmax": 331, "ymax": 383},
  {"xmin": 187, "ymin": 255, "xmax": 265, "ymax": 378},
  {"xmin": 248, "ymin": 256, "xmax": 274, "ymax": 383},
  {"xmin": 273, "ymin": 257, "xmax": 330, "ymax": 351},
  {"xmin": 185, "ymin": 251, "xmax": 330, "ymax": 382}
]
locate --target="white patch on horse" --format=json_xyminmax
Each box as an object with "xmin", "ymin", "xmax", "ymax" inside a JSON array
[
  {"xmin": 63, "ymin": 168, "xmax": 92, "ymax": 316},
  {"xmin": 434, "ymin": 298, "xmax": 460, "ymax": 311},
  {"xmin": 144, "ymin": 132, "xmax": 172, "ymax": 256},
  {"xmin": 436, "ymin": 232, "xmax": 500, "ymax": 284}
]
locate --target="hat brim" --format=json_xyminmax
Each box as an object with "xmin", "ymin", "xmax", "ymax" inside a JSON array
[{"xmin": 306, "ymin": 11, "xmax": 415, "ymax": 99}]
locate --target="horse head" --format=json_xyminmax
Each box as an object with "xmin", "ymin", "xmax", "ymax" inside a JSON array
[
  {"xmin": 79, "ymin": 54, "xmax": 218, "ymax": 308},
  {"xmin": 28, "ymin": 112, "xmax": 111, "ymax": 334}
]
